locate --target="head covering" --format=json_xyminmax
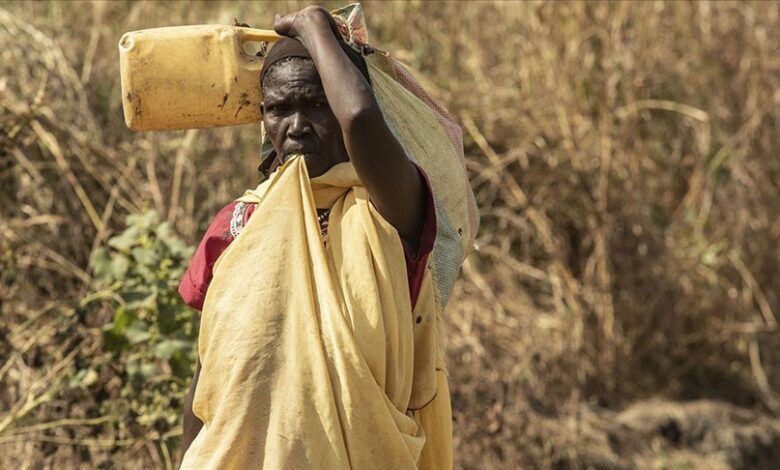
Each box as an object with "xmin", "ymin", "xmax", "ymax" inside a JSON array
[
  {"xmin": 259, "ymin": 37, "xmax": 370, "ymax": 85},
  {"xmin": 259, "ymin": 38, "xmax": 310, "ymax": 84}
]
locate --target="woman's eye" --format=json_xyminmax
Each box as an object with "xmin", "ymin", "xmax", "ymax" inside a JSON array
[{"xmin": 266, "ymin": 105, "xmax": 286, "ymax": 114}]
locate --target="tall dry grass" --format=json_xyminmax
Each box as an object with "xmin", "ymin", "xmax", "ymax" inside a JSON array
[{"xmin": 2, "ymin": 1, "xmax": 780, "ymax": 468}]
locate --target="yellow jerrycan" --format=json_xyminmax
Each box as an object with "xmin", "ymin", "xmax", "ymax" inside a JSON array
[{"xmin": 119, "ymin": 25, "xmax": 280, "ymax": 131}]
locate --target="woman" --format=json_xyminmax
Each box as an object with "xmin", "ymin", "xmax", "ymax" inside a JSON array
[{"xmin": 178, "ymin": 6, "xmax": 452, "ymax": 470}]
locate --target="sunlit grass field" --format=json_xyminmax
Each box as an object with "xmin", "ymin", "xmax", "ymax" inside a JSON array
[{"xmin": 2, "ymin": 1, "xmax": 780, "ymax": 468}]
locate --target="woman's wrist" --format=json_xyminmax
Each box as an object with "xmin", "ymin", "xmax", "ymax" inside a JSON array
[{"xmin": 296, "ymin": 10, "xmax": 337, "ymax": 50}]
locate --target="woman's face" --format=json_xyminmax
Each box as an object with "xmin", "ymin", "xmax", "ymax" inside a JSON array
[{"xmin": 261, "ymin": 58, "xmax": 349, "ymax": 177}]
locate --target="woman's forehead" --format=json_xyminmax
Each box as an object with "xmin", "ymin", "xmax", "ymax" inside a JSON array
[
  {"xmin": 264, "ymin": 83, "xmax": 325, "ymax": 104},
  {"xmin": 262, "ymin": 58, "xmax": 322, "ymax": 94}
]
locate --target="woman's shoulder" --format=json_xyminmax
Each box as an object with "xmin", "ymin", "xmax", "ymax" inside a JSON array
[{"xmin": 178, "ymin": 201, "xmax": 257, "ymax": 311}]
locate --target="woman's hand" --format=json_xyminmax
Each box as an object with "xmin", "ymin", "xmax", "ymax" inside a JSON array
[{"xmin": 273, "ymin": 6, "xmax": 341, "ymax": 47}]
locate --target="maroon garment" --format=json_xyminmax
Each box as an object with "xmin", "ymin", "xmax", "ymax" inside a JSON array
[{"xmin": 179, "ymin": 173, "xmax": 436, "ymax": 311}]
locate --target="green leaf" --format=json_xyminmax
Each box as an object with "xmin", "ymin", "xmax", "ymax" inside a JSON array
[
  {"xmin": 156, "ymin": 301, "xmax": 180, "ymax": 334},
  {"xmin": 102, "ymin": 327, "xmax": 129, "ymax": 352},
  {"xmin": 152, "ymin": 339, "xmax": 187, "ymax": 361},
  {"xmin": 103, "ymin": 306, "xmax": 135, "ymax": 352},
  {"xmin": 90, "ymin": 248, "xmax": 111, "ymax": 280},
  {"xmin": 126, "ymin": 356, "xmax": 140, "ymax": 375},
  {"xmin": 108, "ymin": 226, "xmax": 141, "ymax": 252},
  {"xmin": 126, "ymin": 356, "xmax": 155, "ymax": 389},
  {"xmin": 131, "ymin": 246, "xmax": 157, "ymax": 266},
  {"xmin": 128, "ymin": 210, "xmax": 159, "ymax": 230},
  {"xmin": 112, "ymin": 307, "xmax": 133, "ymax": 334},
  {"xmin": 110, "ymin": 255, "xmax": 130, "ymax": 280},
  {"xmin": 124, "ymin": 290, "xmax": 157, "ymax": 310},
  {"xmin": 155, "ymin": 222, "xmax": 193, "ymax": 258},
  {"xmin": 134, "ymin": 264, "xmax": 157, "ymax": 283},
  {"xmin": 125, "ymin": 322, "xmax": 151, "ymax": 344},
  {"xmin": 155, "ymin": 222, "xmax": 174, "ymax": 240},
  {"xmin": 170, "ymin": 350, "xmax": 195, "ymax": 379}
]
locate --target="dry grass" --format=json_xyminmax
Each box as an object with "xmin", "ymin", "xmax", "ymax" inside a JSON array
[{"xmin": 2, "ymin": 1, "xmax": 780, "ymax": 468}]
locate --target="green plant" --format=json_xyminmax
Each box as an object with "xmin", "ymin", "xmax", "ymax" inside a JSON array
[{"xmin": 90, "ymin": 210, "xmax": 196, "ymax": 430}]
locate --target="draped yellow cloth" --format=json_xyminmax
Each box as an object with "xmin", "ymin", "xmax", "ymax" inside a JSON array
[{"xmin": 180, "ymin": 156, "xmax": 452, "ymax": 469}]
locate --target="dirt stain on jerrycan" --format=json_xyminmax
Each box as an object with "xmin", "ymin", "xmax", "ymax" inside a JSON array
[{"xmin": 119, "ymin": 25, "xmax": 279, "ymax": 131}]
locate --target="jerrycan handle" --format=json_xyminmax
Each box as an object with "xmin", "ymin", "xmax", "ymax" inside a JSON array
[{"xmin": 237, "ymin": 27, "xmax": 281, "ymax": 44}]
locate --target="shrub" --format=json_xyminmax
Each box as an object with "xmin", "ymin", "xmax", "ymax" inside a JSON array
[{"xmin": 90, "ymin": 210, "xmax": 196, "ymax": 432}]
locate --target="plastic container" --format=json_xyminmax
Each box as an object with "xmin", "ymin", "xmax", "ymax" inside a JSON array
[{"xmin": 119, "ymin": 25, "xmax": 279, "ymax": 130}]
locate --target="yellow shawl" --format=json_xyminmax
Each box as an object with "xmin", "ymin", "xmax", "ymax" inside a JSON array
[{"xmin": 180, "ymin": 157, "xmax": 452, "ymax": 469}]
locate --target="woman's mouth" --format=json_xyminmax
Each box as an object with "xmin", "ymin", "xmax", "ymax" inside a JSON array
[{"xmin": 282, "ymin": 152, "xmax": 315, "ymax": 162}]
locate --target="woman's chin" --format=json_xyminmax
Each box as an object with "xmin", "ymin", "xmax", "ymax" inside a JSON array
[{"xmin": 283, "ymin": 153, "xmax": 344, "ymax": 177}]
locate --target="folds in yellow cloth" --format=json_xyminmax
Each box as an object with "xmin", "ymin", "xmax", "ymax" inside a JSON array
[{"xmin": 180, "ymin": 157, "xmax": 452, "ymax": 469}]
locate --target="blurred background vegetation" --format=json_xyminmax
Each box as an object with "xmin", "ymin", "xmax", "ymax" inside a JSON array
[{"xmin": 2, "ymin": 1, "xmax": 780, "ymax": 468}]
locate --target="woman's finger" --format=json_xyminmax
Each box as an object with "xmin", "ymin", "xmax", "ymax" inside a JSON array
[{"xmin": 273, "ymin": 12, "xmax": 296, "ymax": 37}]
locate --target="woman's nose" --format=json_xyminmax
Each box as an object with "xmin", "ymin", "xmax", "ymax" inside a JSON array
[{"xmin": 286, "ymin": 111, "xmax": 311, "ymax": 138}]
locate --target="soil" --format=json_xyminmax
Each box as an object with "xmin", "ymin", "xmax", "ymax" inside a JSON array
[{"xmin": 611, "ymin": 400, "xmax": 780, "ymax": 469}]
